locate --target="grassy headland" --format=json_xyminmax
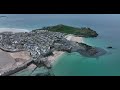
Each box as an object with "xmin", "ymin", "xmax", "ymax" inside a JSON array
[{"xmin": 37, "ymin": 24, "xmax": 98, "ymax": 37}]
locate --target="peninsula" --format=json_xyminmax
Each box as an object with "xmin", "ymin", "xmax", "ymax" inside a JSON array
[
  {"xmin": 0, "ymin": 24, "xmax": 105, "ymax": 76},
  {"xmin": 37, "ymin": 24, "xmax": 98, "ymax": 37}
]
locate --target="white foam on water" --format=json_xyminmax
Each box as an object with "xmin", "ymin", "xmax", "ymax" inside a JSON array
[{"xmin": 0, "ymin": 28, "xmax": 30, "ymax": 33}]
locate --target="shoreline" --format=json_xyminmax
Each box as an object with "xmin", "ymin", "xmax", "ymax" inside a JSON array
[
  {"xmin": 48, "ymin": 51, "xmax": 65, "ymax": 65},
  {"xmin": 0, "ymin": 28, "xmax": 30, "ymax": 75},
  {"xmin": 6, "ymin": 34, "xmax": 84, "ymax": 65},
  {"xmin": 65, "ymin": 34, "xmax": 84, "ymax": 43},
  {"xmin": 48, "ymin": 34, "xmax": 84, "ymax": 66},
  {"xmin": 0, "ymin": 29, "xmax": 84, "ymax": 66},
  {"xmin": 0, "ymin": 30, "xmax": 84, "ymax": 75},
  {"xmin": 0, "ymin": 28, "xmax": 29, "ymax": 33}
]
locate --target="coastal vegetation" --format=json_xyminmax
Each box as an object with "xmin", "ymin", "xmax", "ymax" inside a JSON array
[
  {"xmin": 0, "ymin": 30, "xmax": 101, "ymax": 76},
  {"xmin": 40, "ymin": 24, "xmax": 98, "ymax": 37},
  {"xmin": 0, "ymin": 24, "xmax": 105, "ymax": 76}
]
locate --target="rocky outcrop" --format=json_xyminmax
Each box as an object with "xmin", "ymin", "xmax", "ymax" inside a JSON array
[
  {"xmin": 0, "ymin": 30, "xmax": 105, "ymax": 76},
  {"xmin": 40, "ymin": 24, "xmax": 98, "ymax": 37},
  {"xmin": 107, "ymin": 46, "xmax": 113, "ymax": 49}
]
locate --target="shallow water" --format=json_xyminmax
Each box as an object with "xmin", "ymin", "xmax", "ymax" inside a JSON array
[
  {"xmin": 53, "ymin": 28, "xmax": 120, "ymax": 76},
  {"xmin": 0, "ymin": 14, "xmax": 120, "ymax": 76}
]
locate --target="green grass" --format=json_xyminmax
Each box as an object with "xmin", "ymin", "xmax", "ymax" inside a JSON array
[{"xmin": 41, "ymin": 24, "xmax": 98, "ymax": 37}]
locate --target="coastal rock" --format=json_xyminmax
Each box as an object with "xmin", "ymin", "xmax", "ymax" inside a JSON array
[
  {"xmin": 40, "ymin": 24, "xmax": 98, "ymax": 37},
  {"xmin": 0, "ymin": 29, "xmax": 104, "ymax": 76},
  {"xmin": 87, "ymin": 48, "xmax": 98, "ymax": 55},
  {"xmin": 35, "ymin": 72, "xmax": 53, "ymax": 76},
  {"xmin": 107, "ymin": 46, "xmax": 113, "ymax": 49},
  {"xmin": 0, "ymin": 30, "xmax": 102, "ymax": 59}
]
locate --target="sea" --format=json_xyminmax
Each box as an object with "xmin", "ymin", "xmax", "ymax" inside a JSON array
[{"xmin": 0, "ymin": 14, "xmax": 120, "ymax": 76}]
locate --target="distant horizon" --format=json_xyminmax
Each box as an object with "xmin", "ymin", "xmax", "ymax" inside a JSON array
[
  {"xmin": 0, "ymin": 14, "xmax": 120, "ymax": 76},
  {"xmin": 0, "ymin": 14, "xmax": 120, "ymax": 30}
]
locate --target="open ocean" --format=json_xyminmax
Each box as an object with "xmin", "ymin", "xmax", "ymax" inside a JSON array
[{"xmin": 0, "ymin": 14, "xmax": 120, "ymax": 76}]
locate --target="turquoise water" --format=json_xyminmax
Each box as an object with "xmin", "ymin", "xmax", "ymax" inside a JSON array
[
  {"xmin": 53, "ymin": 28, "xmax": 120, "ymax": 76},
  {"xmin": 0, "ymin": 14, "xmax": 120, "ymax": 76},
  {"xmin": 13, "ymin": 67, "xmax": 51, "ymax": 76}
]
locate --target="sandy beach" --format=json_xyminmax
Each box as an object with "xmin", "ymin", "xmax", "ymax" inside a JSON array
[
  {"xmin": 0, "ymin": 28, "xmax": 30, "ymax": 75},
  {"xmin": 0, "ymin": 50, "xmax": 15, "ymax": 68},
  {"xmin": 9, "ymin": 51, "xmax": 31, "ymax": 60},
  {"xmin": 0, "ymin": 48, "xmax": 31, "ymax": 75},
  {"xmin": 0, "ymin": 29, "xmax": 84, "ymax": 75},
  {"xmin": 65, "ymin": 34, "xmax": 84, "ymax": 43},
  {"xmin": 48, "ymin": 34, "xmax": 84, "ymax": 65},
  {"xmin": 0, "ymin": 28, "xmax": 29, "ymax": 33},
  {"xmin": 0, "ymin": 28, "xmax": 84, "ymax": 66},
  {"xmin": 48, "ymin": 51, "xmax": 65, "ymax": 65}
]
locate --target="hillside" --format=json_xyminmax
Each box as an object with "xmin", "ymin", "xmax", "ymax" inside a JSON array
[{"xmin": 39, "ymin": 24, "xmax": 98, "ymax": 37}]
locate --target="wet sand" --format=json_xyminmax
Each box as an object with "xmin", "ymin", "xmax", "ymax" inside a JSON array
[
  {"xmin": 48, "ymin": 51, "xmax": 65, "ymax": 65},
  {"xmin": 48, "ymin": 34, "xmax": 84, "ymax": 65},
  {"xmin": 9, "ymin": 51, "xmax": 31, "ymax": 60},
  {"xmin": 65, "ymin": 34, "xmax": 84, "ymax": 43}
]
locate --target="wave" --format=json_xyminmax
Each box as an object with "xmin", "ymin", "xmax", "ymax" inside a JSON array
[{"xmin": 0, "ymin": 28, "xmax": 30, "ymax": 33}]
